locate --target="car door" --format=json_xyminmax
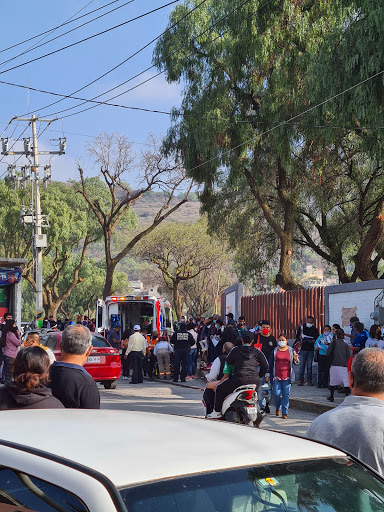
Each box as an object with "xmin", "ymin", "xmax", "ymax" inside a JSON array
[
  {"xmin": 0, "ymin": 442, "xmax": 123, "ymax": 511},
  {"xmin": 40, "ymin": 334, "xmax": 60, "ymax": 361}
]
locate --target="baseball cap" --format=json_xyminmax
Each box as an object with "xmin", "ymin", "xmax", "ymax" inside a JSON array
[
  {"xmin": 225, "ymin": 313, "xmax": 234, "ymax": 319},
  {"xmin": 134, "ymin": 325, "xmax": 141, "ymax": 331}
]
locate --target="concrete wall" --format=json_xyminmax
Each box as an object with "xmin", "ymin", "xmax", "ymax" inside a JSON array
[
  {"xmin": 221, "ymin": 283, "xmax": 244, "ymax": 321},
  {"xmin": 325, "ymin": 279, "xmax": 384, "ymax": 334}
]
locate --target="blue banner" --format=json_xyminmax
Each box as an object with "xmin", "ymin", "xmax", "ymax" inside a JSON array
[{"xmin": 0, "ymin": 267, "xmax": 22, "ymax": 285}]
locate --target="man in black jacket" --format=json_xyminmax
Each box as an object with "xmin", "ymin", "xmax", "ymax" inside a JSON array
[
  {"xmin": 296, "ymin": 315, "xmax": 320, "ymax": 386},
  {"xmin": 49, "ymin": 325, "xmax": 100, "ymax": 409},
  {"xmin": 170, "ymin": 323, "xmax": 195, "ymax": 382},
  {"xmin": 208, "ymin": 331, "xmax": 268, "ymax": 418},
  {"xmin": 222, "ymin": 319, "xmax": 240, "ymax": 346}
]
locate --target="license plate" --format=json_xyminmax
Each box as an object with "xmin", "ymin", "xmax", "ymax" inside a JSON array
[
  {"xmin": 87, "ymin": 356, "xmax": 101, "ymax": 363},
  {"xmin": 247, "ymin": 407, "xmax": 257, "ymax": 414}
]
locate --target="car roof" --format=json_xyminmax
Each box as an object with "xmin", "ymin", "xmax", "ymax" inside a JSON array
[{"xmin": 0, "ymin": 410, "xmax": 344, "ymax": 488}]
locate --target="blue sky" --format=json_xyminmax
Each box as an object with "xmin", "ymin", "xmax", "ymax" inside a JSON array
[{"xmin": 0, "ymin": 0, "xmax": 184, "ymax": 181}]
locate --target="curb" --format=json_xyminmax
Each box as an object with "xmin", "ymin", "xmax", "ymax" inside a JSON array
[{"xmin": 289, "ymin": 397, "xmax": 336, "ymax": 415}]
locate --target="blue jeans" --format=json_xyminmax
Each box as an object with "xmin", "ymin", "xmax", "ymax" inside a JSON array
[
  {"xmin": 299, "ymin": 350, "xmax": 314, "ymax": 382},
  {"xmin": 188, "ymin": 348, "xmax": 197, "ymax": 376},
  {"xmin": 273, "ymin": 379, "xmax": 291, "ymax": 415}
]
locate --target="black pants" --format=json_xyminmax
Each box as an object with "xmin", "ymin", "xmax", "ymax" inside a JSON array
[
  {"xmin": 317, "ymin": 354, "xmax": 329, "ymax": 387},
  {"xmin": 121, "ymin": 349, "xmax": 130, "ymax": 377},
  {"xmin": 173, "ymin": 350, "xmax": 188, "ymax": 382},
  {"xmin": 143, "ymin": 353, "xmax": 156, "ymax": 378},
  {"xmin": 130, "ymin": 351, "xmax": 144, "ymax": 383},
  {"xmin": 214, "ymin": 376, "xmax": 260, "ymax": 413},
  {"xmin": 203, "ymin": 388, "xmax": 215, "ymax": 415}
]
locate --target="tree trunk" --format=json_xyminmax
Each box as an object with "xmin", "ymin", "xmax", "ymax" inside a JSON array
[
  {"xmin": 103, "ymin": 259, "xmax": 116, "ymax": 299},
  {"xmin": 353, "ymin": 199, "xmax": 384, "ymax": 281},
  {"xmin": 275, "ymin": 232, "xmax": 296, "ymax": 290},
  {"xmin": 244, "ymin": 161, "xmax": 297, "ymax": 291},
  {"xmin": 172, "ymin": 281, "xmax": 182, "ymax": 320}
]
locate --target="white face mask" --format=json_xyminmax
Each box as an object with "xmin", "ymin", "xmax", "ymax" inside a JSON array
[
  {"xmin": 278, "ymin": 340, "xmax": 287, "ymax": 348},
  {"xmin": 306, "ymin": 323, "xmax": 313, "ymax": 328},
  {"xmin": 324, "ymin": 332, "xmax": 332, "ymax": 338}
]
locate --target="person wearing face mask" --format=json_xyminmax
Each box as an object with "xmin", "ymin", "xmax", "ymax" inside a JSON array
[
  {"xmin": 315, "ymin": 325, "xmax": 332, "ymax": 388},
  {"xmin": 265, "ymin": 335, "xmax": 299, "ymax": 419},
  {"xmin": 237, "ymin": 316, "xmax": 249, "ymax": 340},
  {"xmin": 295, "ymin": 315, "xmax": 319, "ymax": 386},
  {"xmin": 254, "ymin": 320, "xmax": 277, "ymax": 361}
]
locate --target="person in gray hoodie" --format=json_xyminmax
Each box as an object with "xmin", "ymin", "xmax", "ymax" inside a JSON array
[
  {"xmin": 326, "ymin": 328, "xmax": 351, "ymax": 402},
  {"xmin": 0, "ymin": 346, "xmax": 64, "ymax": 410}
]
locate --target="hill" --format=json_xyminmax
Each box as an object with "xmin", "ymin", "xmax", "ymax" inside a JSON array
[{"xmin": 131, "ymin": 191, "xmax": 201, "ymax": 225}]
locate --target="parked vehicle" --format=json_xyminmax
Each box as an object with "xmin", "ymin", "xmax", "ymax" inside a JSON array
[
  {"xmin": 96, "ymin": 295, "xmax": 174, "ymax": 338},
  {"xmin": 0, "ymin": 410, "xmax": 383, "ymax": 511},
  {"xmin": 40, "ymin": 331, "xmax": 121, "ymax": 389}
]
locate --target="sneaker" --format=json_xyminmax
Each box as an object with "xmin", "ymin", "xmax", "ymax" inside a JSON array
[
  {"xmin": 276, "ymin": 410, "xmax": 281, "ymax": 417},
  {"xmin": 206, "ymin": 411, "xmax": 222, "ymax": 419},
  {"xmin": 282, "ymin": 414, "xmax": 288, "ymax": 419},
  {"xmin": 327, "ymin": 396, "xmax": 335, "ymax": 402},
  {"xmin": 298, "ymin": 381, "xmax": 304, "ymax": 386},
  {"xmin": 307, "ymin": 381, "xmax": 313, "ymax": 386}
]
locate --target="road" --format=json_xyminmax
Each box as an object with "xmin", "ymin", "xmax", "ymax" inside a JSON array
[{"xmin": 100, "ymin": 379, "xmax": 318, "ymax": 436}]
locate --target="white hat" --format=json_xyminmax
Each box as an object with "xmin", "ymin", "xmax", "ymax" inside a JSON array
[{"xmin": 134, "ymin": 325, "xmax": 141, "ymax": 331}]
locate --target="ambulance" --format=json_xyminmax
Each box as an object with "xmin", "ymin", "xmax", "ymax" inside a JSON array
[{"xmin": 96, "ymin": 295, "xmax": 174, "ymax": 338}]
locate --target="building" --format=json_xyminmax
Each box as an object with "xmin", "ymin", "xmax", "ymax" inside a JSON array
[{"xmin": 0, "ymin": 258, "xmax": 27, "ymax": 327}]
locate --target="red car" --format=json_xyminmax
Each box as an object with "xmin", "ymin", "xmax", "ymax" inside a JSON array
[{"xmin": 39, "ymin": 331, "xmax": 121, "ymax": 389}]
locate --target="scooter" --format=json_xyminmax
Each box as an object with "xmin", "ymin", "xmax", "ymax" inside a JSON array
[{"xmin": 203, "ymin": 384, "xmax": 265, "ymax": 427}]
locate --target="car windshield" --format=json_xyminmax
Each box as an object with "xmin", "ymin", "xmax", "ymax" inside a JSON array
[
  {"xmin": 92, "ymin": 335, "xmax": 110, "ymax": 348},
  {"xmin": 120, "ymin": 458, "xmax": 384, "ymax": 512}
]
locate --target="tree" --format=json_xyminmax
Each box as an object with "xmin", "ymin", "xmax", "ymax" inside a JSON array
[
  {"xmin": 294, "ymin": 133, "xmax": 384, "ymax": 282},
  {"xmin": 78, "ymin": 133, "xmax": 193, "ymax": 299},
  {"xmin": 59, "ymin": 258, "xmax": 132, "ymax": 319},
  {"xmin": 0, "ymin": 180, "xmax": 100, "ymax": 317},
  {"xmin": 136, "ymin": 221, "xmax": 221, "ymax": 319},
  {"xmin": 309, "ymin": 0, "xmax": 384, "ymax": 159},
  {"xmin": 153, "ymin": 0, "xmax": 346, "ymax": 289}
]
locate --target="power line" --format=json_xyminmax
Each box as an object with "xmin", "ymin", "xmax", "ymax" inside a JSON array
[
  {"xmin": 0, "ymin": 1, "xmax": 180, "ymax": 76},
  {"xmin": 0, "ymin": 0, "xmax": 138, "ymax": 69},
  {"xmin": 1, "ymin": 75, "xmax": 384, "ymax": 132},
  {"xmin": 23, "ymin": 0, "xmax": 210, "ymax": 117},
  {"xmin": 1, "ymin": 0, "xmax": 97, "ymax": 69},
  {"xmin": 43, "ymin": 0, "xmax": 259, "ymax": 119},
  {"xmin": 0, "ymin": 0, "xmax": 125, "ymax": 55}
]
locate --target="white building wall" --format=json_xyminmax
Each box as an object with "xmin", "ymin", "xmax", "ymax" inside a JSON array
[{"xmin": 326, "ymin": 280, "xmax": 384, "ymax": 334}]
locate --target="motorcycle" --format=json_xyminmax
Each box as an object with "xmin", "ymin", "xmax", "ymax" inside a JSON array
[{"xmin": 203, "ymin": 384, "xmax": 265, "ymax": 427}]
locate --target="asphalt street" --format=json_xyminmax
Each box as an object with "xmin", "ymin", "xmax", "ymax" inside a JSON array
[{"xmin": 99, "ymin": 380, "xmax": 318, "ymax": 436}]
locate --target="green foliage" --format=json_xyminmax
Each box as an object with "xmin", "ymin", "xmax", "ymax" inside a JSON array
[
  {"xmin": 136, "ymin": 219, "xmax": 233, "ymax": 317},
  {"xmin": 154, "ymin": 0, "xmax": 383, "ymax": 285}
]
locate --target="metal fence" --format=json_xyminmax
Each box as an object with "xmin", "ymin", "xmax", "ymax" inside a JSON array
[{"xmin": 241, "ymin": 288, "xmax": 325, "ymax": 340}]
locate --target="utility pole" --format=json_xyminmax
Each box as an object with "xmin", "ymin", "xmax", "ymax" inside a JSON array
[{"xmin": 1, "ymin": 115, "xmax": 66, "ymax": 325}]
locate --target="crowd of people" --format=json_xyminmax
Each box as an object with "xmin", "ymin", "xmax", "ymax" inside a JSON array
[
  {"xmin": 0, "ymin": 321, "xmax": 100, "ymax": 410},
  {"xmin": 0, "ymin": 309, "xmax": 382, "ymax": 476}
]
